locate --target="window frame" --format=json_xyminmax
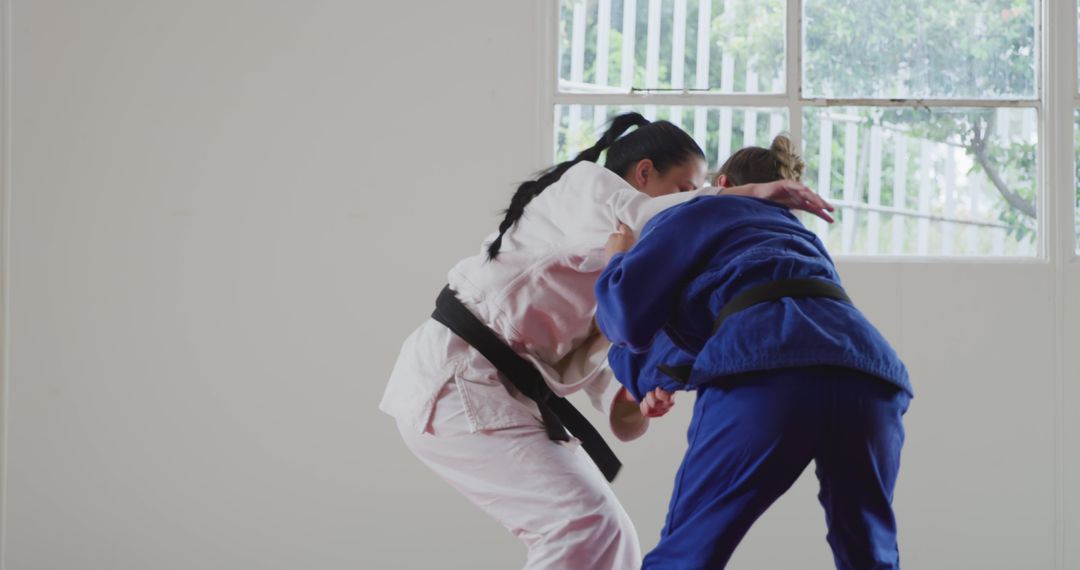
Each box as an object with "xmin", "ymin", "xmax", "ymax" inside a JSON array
[{"xmin": 539, "ymin": 0, "xmax": 1079, "ymax": 262}]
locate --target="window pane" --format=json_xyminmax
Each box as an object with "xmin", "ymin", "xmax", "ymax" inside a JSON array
[
  {"xmin": 555, "ymin": 104, "xmax": 789, "ymax": 170},
  {"xmin": 802, "ymin": 107, "xmax": 1037, "ymax": 256},
  {"xmin": 804, "ymin": 0, "xmax": 1036, "ymax": 100},
  {"xmin": 558, "ymin": 0, "xmax": 784, "ymax": 94}
]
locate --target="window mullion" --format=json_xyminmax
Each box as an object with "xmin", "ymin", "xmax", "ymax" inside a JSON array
[
  {"xmin": 553, "ymin": 93, "xmax": 1040, "ymax": 109},
  {"xmin": 1043, "ymin": 0, "xmax": 1075, "ymax": 261},
  {"xmin": 787, "ymin": 0, "xmax": 802, "ymax": 155},
  {"xmin": 552, "ymin": 93, "xmax": 791, "ymax": 107}
]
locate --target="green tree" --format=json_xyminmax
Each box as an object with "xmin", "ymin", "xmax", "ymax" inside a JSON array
[{"xmin": 559, "ymin": 0, "xmax": 1039, "ymax": 241}]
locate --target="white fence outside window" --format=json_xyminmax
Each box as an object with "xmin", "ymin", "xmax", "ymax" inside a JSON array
[{"xmin": 553, "ymin": 0, "xmax": 1045, "ymax": 257}]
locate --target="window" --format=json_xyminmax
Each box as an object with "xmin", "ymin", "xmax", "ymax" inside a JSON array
[
  {"xmin": 554, "ymin": 0, "xmax": 1042, "ymax": 257},
  {"xmin": 555, "ymin": 105, "xmax": 789, "ymax": 166}
]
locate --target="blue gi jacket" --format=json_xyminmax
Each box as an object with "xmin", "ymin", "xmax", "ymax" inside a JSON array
[
  {"xmin": 607, "ymin": 329, "xmax": 692, "ymax": 401},
  {"xmin": 597, "ymin": 195, "xmax": 912, "ymax": 397}
]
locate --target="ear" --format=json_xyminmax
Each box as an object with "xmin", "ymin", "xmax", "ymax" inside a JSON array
[
  {"xmin": 631, "ymin": 158, "xmax": 654, "ymax": 189},
  {"xmin": 716, "ymin": 174, "xmax": 732, "ymax": 188}
]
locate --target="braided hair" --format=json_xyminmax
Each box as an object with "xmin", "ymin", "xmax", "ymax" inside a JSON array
[{"xmin": 487, "ymin": 112, "xmax": 704, "ymax": 259}]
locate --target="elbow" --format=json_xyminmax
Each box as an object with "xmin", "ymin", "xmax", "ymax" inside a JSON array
[
  {"xmin": 622, "ymin": 334, "xmax": 654, "ymax": 354},
  {"xmin": 596, "ymin": 259, "xmax": 656, "ymax": 351},
  {"xmin": 595, "ymin": 308, "xmax": 630, "ymax": 346},
  {"xmin": 595, "ymin": 268, "xmax": 628, "ymax": 339},
  {"xmin": 596, "ymin": 298, "xmax": 654, "ymax": 354},
  {"xmin": 596, "ymin": 310, "xmax": 652, "ymax": 353},
  {"xmin": 607, "ymin": 349, "xmax": 647, "ymax": 403}
]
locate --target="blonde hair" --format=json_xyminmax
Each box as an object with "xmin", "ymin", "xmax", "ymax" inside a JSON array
[
  {"xmin": 768, "ymin": 134, "xmax": 805, "ymax": 182},
  {"xmin": 715, "ymin": 133, "xmax": 806, "ymax": 186}
]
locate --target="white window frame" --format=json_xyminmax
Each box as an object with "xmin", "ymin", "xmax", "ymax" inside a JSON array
[{"xmin": 539, "ymin": 0, "xmax": 1080, "ymax": 263}]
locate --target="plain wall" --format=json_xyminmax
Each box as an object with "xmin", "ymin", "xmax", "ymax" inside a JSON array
[{"xmin": 0, "ymin": 1, "xmax": 1076, "ymax": 569}]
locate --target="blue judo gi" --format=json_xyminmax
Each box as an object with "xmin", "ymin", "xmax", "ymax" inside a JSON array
[{"xmin": 597, "ymin": 195, "xmax": 913, "ymax": 570}]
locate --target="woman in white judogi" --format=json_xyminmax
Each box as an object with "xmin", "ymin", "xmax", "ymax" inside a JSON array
[{"xmin": 380, "ymin": 113, "xmax": 832, "ymax": 569}]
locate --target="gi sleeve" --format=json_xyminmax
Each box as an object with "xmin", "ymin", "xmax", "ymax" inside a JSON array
[
  {"xmin": 606, "ymin": 185, "xmax": 721, "ymax": 234},
  {"xmin": 607, "ymin": 330, "xmax": 694, "ymax": 401},
  {"xmin": 595, "ymin": 198, "xmax": 730, "ymax": 352}
]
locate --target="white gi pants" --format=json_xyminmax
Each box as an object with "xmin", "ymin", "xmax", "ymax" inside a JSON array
[{"xmin": 397, "ymin": 381, "xmax": 641, "ymax": 570}]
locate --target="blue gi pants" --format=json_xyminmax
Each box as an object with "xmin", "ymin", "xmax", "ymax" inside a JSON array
[{"xmin": 643, "ymin": 366, "xmax": 910, "ymax": 570}]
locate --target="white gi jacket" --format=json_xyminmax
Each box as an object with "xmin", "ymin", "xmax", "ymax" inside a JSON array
[{"xmin": 379, "ymin": 162, "xmax": 721, "ymax": 434}]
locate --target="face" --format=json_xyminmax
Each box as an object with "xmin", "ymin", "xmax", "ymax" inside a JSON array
[{"xmin": 627, "ymin": 157, "xmax": 708, "ymax": 197}]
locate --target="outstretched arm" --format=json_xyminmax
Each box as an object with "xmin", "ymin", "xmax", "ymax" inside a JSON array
[{"xmin": 720, "ymin": 178, "xmax": 835, "ymax": 222}]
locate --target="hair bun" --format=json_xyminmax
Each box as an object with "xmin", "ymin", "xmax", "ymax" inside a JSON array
[{"xmin": 769, "ymin": 133, "xmax": 805, "ymax": 182}]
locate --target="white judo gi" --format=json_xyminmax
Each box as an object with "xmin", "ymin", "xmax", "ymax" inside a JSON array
[{"xmin": 379, "ymin": 162, "xmax": 720, "ymax": 569}]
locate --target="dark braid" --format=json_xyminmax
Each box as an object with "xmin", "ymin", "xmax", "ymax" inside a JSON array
[{"xmin": 486, "ymin": 112, "xmax": 650, "ymax": 260}]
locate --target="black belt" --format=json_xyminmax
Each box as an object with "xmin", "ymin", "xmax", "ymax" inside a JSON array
[
  {"xmin": 658, "ymin": 278, "xmax": 853, "ymax": 384},
  {"xmin": 712, "ymin": 278, "xmax": 852, "ymax": 333},
  {"xmin": 431, "ymin": 286, "xmax": 621, "ymax": 482}
]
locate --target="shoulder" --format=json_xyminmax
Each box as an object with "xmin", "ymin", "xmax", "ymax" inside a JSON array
[
  {"xmin": 561, "ymin": 161, "xmax": 619, "ymax": 186},
  {"xmin": 641, "ymin": 194, "xmax": 792, "ymax": 234},
  {"xmin": 553, "ymin": 162, "xmax": 636, "ymax": 201},
  {"xmin": 638, "ymin": 195, "xmax": 739, "ymax": 235}
]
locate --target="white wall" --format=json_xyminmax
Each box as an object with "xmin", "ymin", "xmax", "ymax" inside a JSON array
[
  {"xmin": 1066, "ymin": 263, "xmax": 1080, "ymax": 570},
  {"xmin": 0, "ymin": 1, "xmax": 1076, "ymax": 569}
]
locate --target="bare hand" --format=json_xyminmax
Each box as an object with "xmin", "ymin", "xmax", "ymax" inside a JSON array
[
  {"xmin": 640, "ymin": 387, "xmax": 675, "ymax": 418},
  {"xmin": 750, "ymin": 179, "xmax": 835, "ymax": 223},
  {"xmin": 604, "ymin": 223, "xmax": 636, "ymax": 262}
]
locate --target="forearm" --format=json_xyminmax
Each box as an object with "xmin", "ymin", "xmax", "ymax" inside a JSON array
[
  {"xmin": 715, "ymin": 183, "xmax": 760, "ymax": 198},
  {"xmin": 608, "ymin": 386, "xmax": 649, "ymax": 442}
]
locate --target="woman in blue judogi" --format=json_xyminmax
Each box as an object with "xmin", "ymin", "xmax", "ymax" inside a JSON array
[{"xmin": 597, "ymin": 135, "xmax": 913, "ymax": 570}]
